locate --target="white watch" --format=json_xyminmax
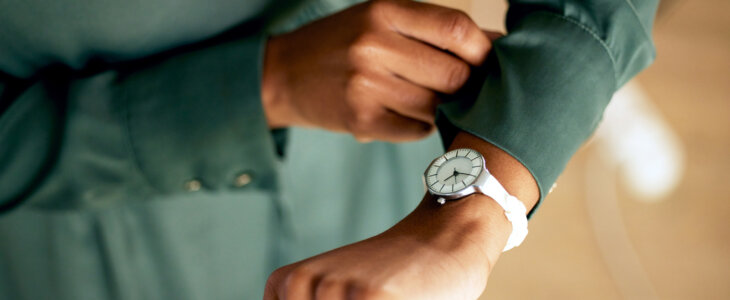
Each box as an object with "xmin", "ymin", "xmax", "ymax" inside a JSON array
[{"xmin": 423, "ymin": 148, "xmax": 528, "ymax": 252}]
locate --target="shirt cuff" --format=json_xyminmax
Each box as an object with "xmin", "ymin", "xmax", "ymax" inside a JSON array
[
  {"xmin": 122, "ymin": 33, "xmax": 281, "ymax": 194},
  {"xmin": 436, "ymin": 12, "xmax": 618, "ymax": 216}
]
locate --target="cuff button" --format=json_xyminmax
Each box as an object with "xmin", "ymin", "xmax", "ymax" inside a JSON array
[
  {"xmin": 233, "ymin": 172, "xmax": 253, "ymax": 188},
  {"xmin": 184, "ymin": 179, "xmax": 202, "ymax": 192}
]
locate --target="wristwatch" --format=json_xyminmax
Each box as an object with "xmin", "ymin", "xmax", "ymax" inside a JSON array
[{"xmin": 423, "ymin": 148, "xmax": 529, "ymax": 252}]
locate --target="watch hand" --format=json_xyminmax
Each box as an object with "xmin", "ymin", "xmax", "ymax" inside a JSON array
[
  {"xmin": 453, "ymin": 169, "xmax": 467, "ymax": 183},
  {"xmin": 448, "ymin": 170, "xmax": 456, "ymax": 183},
  {"xmin": 439, "ymin": 169, "xmax": 460, "ymax": 185},
  {"xmin": 444, "ymin": 173, "xmax": 456, "ymax": 181},
  {"xmin": 452, "ymin": 169, "xmax": 461, "ymax": 184}
]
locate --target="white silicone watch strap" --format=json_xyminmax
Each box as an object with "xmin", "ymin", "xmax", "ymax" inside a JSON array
[
  {"xmin": 499, "ymin": 195, "xmax": 528, "ymax": 251},
  {"xmin": 482, "ymin": 176, "xmax": 529, "ymax": 252}
]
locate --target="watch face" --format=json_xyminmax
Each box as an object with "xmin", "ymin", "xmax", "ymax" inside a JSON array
[{"xmin": 425, "ymin": 148, "xmax": 483, "ymax": 194}]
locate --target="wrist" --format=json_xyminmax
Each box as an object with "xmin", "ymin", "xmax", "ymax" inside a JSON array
[
  {"xmin": 406, "ymin": 193, "xmax": 512, "ymax": 269},
  {"xmin": 448, "ymin": 131, "xmax": 539, "ymax": 211},
  {"xmin": 406, "ymin": 131, "xmax": 537, "ymax": 266}
]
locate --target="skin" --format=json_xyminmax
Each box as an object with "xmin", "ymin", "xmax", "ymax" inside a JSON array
[
  {"xmin": 262, "ymin": 0, "xmax": 492, "ymax": 142},
  {"xmin": 261, "ymin": 0, "xmax": 540, "ymax": 299},
  {"xmin": 262, "ymin": 132, "xmax": 538, "ymax": 300}
]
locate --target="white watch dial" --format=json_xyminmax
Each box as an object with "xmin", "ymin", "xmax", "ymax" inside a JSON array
[{"xmin": 426, "ymin": 148, "xmax": 483, "ymax": 194}]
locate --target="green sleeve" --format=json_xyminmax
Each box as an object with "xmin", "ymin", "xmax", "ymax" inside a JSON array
[
  {"xmin": 436, "ymin": 0, "xmax": 658, "ymax": 214},
  {"xmin": 0, "ymin": 33, "xmax": 281, "ymax": 211}
]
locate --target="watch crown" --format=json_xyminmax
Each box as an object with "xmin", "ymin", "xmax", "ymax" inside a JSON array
[{"xmin": 437, "ymin": 197, "xmax": 446, "ymax": 205}]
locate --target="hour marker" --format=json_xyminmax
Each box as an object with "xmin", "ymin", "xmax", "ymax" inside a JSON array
[{"xmin": 454, "ymin": 182, "xmax": 465, "ymax": 190}]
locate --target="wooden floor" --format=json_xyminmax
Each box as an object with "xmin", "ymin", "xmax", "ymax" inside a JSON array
[{"xmin": 428, "ymin": 0, "xmax": 730, "ymax": 299}]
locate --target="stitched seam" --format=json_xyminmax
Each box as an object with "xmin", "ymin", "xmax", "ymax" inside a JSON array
[
  {"xmin": 624, "ymin": 0, "xmax": 654, "ymax": 44},
  {"xmin": 120, "ymin": 83, "xmax": 161, "ymax": 194},
  {"xmin": 539, "ymin": 11, "xmax": 620, "ymax": 90}
]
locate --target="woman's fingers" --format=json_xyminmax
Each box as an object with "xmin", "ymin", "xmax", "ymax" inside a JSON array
[
  {"xmin": 377, "ymin": 0, "xmax": 491, "ymax": 65},
  {"xmin": 379, "ymin": 32, "xmax": 472, "ymax": 93},
  {"xmin": 357, "ymin": 72, "xmax": 441, "ymax": 123},
  {"xmin": 352, "ymin": 107, "xmax": 434, "ymax": 143}
]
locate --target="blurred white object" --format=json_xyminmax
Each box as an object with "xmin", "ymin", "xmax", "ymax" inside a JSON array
[
  {"xmin": 584, "ymin": 81, "xmax": 683, "ymax": 300},
  {"xmin": 594, "ymin": 82, "xmax": 685, "ymax": 202}
]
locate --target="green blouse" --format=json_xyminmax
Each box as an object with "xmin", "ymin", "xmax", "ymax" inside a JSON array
[{"xmin": 0, "ymin": 0, "xmax": 657, "ymax": 298}]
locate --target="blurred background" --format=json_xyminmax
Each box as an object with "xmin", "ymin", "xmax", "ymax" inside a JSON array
[{"xmin": 429, "ymin": 0, "xmax": 730, "ymax": 299}]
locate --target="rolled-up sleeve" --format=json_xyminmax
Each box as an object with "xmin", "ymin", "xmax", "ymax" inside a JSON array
[{"xmin": 436, "ymin": 0, "xmax": 658, "ymax": 213}]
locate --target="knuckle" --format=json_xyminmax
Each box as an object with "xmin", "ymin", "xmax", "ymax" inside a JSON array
[
  {"xmin": 314, "ymin": 276, "xmax": 341, "ymax": 294},
  {"xmin": 363, "ymin": 0, "xmax": 395, "ymax": 20},
  {"xmin": 348, "ymin": 72, "xmax": 370, "ymax": 88},
  {"xmin": 442, "ymin": 10, "xmax": 473, "ymax": 43},
  {"xmin": 354, "ymin": 108, "xmax": 379, "ymax": 131},
  {"xmin": 318, "ymin": 276, "xmax": 340, "ymax": 289},
  {"xmin": 345, "ymin": 73, "xmax": 369, "ymax": 100},
  {"xmin": 285, "ymin": 266, "xmax": 314, "ymax": 288},
  {"xmin": 444, "ymin": 61, "xmax": 470, "ymax": 91},
  {"xmin": 348, "ymin": 33, "xmax": 381, "ymax": 63},
  {"xmin": 348, "ymin": 284, "xmax": 389, "ymax": 300},
  {"xmin": 347, "ymin": 106, "xmax": 381, "ymax": 141}
]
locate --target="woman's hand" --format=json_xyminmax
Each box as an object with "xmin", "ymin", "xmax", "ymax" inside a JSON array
[
  {"xmin": 264, "ymin": 192, "xmax": 514, "ymax": 300},
  {"xmin": 263, "ymin": 132, "xmax": 539, "ymax": 300},
  {"xmin": 261, "ymin": 0, "xmax": 493, "ymax": 142},
  {"xmin": 264, "ymin": 194, "xmax": 512, "ymax": 300}
]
